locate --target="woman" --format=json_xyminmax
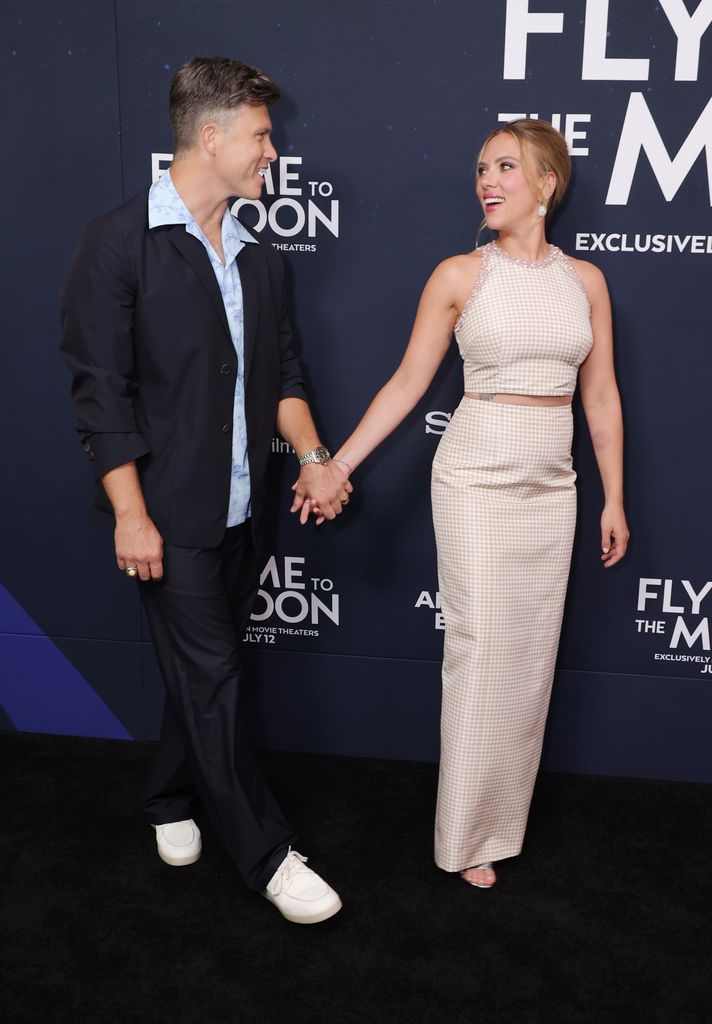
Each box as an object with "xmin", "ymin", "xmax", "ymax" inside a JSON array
[{"xmin": 297, "ymin": 119, "xmax": 629, "ymax": 889}]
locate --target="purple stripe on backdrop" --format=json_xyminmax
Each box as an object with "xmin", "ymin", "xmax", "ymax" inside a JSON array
[
  {"xmin": 0, "ymin": 584, "xmax": 131, "ymax": 739},
  {"xmin": 0, "ymin": 581, "xmax": 45, "ymax": 635}
]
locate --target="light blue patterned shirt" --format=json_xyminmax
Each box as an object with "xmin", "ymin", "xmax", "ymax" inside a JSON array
[{"xmin": 148, "ymin": 169, "xmax": 256, "ymax": 527}]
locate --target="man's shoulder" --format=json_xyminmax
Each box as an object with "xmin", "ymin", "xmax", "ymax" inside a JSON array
[
  {"xmin": 90, "ymin": 188, "xmax": 149, "ymax": 226},
  {"xmin": 82, "ymin": 189, "xmax": 150, "ymax": 251}
]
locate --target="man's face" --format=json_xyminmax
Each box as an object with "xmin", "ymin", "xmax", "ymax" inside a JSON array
[{"xmin": 213, "ymin": 103, "xmax": 277, "ymax": 199}]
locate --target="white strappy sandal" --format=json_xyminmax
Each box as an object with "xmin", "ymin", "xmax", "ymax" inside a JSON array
[{"xmin": 460, "ymin": 863, "xmax": 496, "ymax": 889}]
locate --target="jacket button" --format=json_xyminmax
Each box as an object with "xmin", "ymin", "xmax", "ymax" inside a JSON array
[
  {"xmin": 222, "ymin": 423, "xmax": 231, "ymax": 433},
  {"xmin": 220, "ymin": 363, "xmax": 231, "ymax": 375}
]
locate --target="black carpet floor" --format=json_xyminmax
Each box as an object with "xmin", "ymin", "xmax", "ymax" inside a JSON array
[{"xmin": 1, "ymin": 732, "xmax": 711, "ymax": 1024}]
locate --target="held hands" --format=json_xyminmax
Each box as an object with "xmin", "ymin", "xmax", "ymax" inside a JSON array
[
  {"xmin": 290, "ymin": 461, "xmax": 353, "ymax": 525},
  {"xmin": 115, "ymin": 513, "xmax": 164, "ymax": 580},
  {"xmin": 600, "ymin": 503, "xmax": 629, "ymax": 568}
]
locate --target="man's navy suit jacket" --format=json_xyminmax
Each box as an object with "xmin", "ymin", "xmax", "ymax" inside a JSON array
[{"xmin": 60, "ymin": 189, "xmax": 307, "ymax": 550}]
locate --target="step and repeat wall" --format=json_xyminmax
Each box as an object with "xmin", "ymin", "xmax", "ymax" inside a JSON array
[{"xmin": 2, "ymin": 1, "xmax": 711, "ymax": 781}]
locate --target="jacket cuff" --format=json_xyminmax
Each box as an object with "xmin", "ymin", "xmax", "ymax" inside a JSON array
[{"xmin": 81, "ymin": 432, "xmax": 150, "ymax": 480}]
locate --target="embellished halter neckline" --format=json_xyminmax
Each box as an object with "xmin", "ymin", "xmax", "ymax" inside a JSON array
[{"xmin": 490, "ymin": 241, "xmax": 560, "ymax": 269}]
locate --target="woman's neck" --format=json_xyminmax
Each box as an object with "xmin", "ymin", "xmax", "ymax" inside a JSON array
[{"xmin": 495, "ymin": 224, "xmax": 550, "ymax": 263}]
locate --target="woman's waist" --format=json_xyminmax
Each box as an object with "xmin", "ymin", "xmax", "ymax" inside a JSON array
[
  {"xmin": 462, "ymin": 358, "xmax": 579, "ymax": 400},
  {"xmin": 464, "ymin": 391, "xmax": 572, "ymax": 408}
]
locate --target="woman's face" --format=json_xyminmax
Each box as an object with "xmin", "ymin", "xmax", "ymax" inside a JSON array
[{"xmin": 476, "ymin": 133, "xmax": 549, "ymax": 231}]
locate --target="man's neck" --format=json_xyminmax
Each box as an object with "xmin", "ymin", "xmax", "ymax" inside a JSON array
[{"xmin": 169, "ymin": 159, "xmax": 229, "ymax": 238}]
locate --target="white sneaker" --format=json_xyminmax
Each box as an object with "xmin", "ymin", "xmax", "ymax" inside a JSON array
[
  {"xmin": 262, "ymin": 849, "xmax": 342, "ymax": 924},
  {"xmin": 153, "ymin": 819, "xmax": 202, "ymax": 866}
]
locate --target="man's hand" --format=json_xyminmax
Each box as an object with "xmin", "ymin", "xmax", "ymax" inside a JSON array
[
  {"xmin": 115, "ymin": 513, "xmax": 164, "ymax": 580},
  {"xmin": 290, "ymin": 462, "xmax": 353, "ymax": 525}
]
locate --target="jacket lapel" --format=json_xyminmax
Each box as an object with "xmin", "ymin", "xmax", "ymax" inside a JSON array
[
  {"xmin": 166, "ymin": 226, "xmax": 232, "ymax": 345},
  {"xmin": 238, "ymin": 244, "xmax": 259, "ymax": 385}
]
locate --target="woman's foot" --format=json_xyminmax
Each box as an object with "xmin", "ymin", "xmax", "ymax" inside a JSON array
[{"xmin": 460, "ymin": 863, "xmax": 496, "ymax": 889}]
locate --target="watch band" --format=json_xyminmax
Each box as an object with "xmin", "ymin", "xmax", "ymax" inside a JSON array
[{"xmin": 297, "ymin": 446, "xmax": 331, "ymax": 467}]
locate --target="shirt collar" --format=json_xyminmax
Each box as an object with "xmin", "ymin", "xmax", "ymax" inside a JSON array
[{"xmin": 148, "ymin": 169, "xmax": 258, "ymax": 249}]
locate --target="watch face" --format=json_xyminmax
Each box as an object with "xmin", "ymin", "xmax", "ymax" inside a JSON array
[{"xmin": 315, "ymin": 446, "xmax": 330, "ymax": 464}]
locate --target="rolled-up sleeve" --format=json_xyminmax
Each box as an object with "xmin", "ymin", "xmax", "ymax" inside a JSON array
[
  {"xmin": 60, "ymin": 215, "xmax": 150, "ymax": 479},
  {"xmin": 275, "ymin": 257, "xmax": 307, "ymax": 403}
]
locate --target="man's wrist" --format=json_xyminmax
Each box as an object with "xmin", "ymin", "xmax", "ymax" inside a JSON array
[
  {"xmin": 114, "ymin": 507, "xmax": 150, "ymax": 525},
  {"xmin": 297, "ymin": 446, "xmax": 331, "ymax": 467}
]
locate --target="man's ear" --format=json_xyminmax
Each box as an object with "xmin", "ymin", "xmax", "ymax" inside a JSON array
[{"xmin": 200, "ymin": 122, "xmax": 219, "ymax": 157}]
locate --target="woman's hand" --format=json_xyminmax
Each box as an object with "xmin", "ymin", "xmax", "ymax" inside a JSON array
[
  {"xmin": 600, "ymin": 504, "xmax": 629, "ymax": 568},
  {"xmin": 290, "ymin": 460, "xmax": 352, "ymax": 525}
]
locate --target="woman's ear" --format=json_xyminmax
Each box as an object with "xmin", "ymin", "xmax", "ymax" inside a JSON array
[{"xmin": 543, "ymin": 170, "xmax": 557, "ymax": 202}]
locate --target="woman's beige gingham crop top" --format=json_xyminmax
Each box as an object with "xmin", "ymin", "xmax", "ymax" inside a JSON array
[{"xmin": 454, "ymin": 241, "xmax": 594, "ymax": 396}]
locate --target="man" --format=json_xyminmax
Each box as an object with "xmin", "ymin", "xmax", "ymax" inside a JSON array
[{"xmin": 60, "ymin": 57, "xmax": 349, "ymax": 924}]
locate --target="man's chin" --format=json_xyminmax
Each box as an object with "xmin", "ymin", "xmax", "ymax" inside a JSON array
[{"xmin": 235, "ymin": 184, "xmax": 264, "ymax": 202}]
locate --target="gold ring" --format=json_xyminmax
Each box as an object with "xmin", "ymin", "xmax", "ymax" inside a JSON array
[
  {"xmin": 342, "ymin": 494, "xmax": 350, "ymax": 505},
  {"xmin": 125, "ymin": 566, "xmax": 138, "ymax": 578}
]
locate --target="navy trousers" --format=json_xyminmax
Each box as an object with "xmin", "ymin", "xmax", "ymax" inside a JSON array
[{"xmin": 139, "ymin": 521, "xmax": 296, "ymax": 891}]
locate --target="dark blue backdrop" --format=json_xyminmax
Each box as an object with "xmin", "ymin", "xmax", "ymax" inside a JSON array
[{"xmin": 2, "ymin": 0, "xmax": 711, "ymax": 781}]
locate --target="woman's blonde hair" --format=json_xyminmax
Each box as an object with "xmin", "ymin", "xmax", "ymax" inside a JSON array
[{"xmin": 477, "ymin": 118, "xmax": 571, "ymax": 214}]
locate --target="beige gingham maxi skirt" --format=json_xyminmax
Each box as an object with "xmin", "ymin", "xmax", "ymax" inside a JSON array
[{"xmin": 431, "ymin": 396, "xmax": 577, "ymax": 871}]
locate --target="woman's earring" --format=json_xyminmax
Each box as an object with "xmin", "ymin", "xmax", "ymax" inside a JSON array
[{"xmin": 538, "ymin": 203, "xmax": 547, "ymax": 217}]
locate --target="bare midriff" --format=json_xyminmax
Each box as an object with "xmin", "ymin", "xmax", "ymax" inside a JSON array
[{"xmin": 464, "ymin": 392, "xmax": 573, "ymax": 407}]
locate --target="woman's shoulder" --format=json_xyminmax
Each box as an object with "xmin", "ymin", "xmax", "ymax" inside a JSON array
[
  {"xmin": 559, "ymin": 251, "xmax": 607, "ymax": 292},
  {"xmin": 432, "ymin": 247, "xmax": 486, "ymax": 286},
  {"xmin": 439, "ymin": 246, "xmax": 487, "ymax": 270},
  {"xmin": 424, "ymin": 248, "xmax": 489, "ymax": 313}
]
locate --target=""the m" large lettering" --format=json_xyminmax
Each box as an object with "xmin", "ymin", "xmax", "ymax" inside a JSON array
[{"xmin": 606, "ymin": 92, "xmax": 712, "ymax": 205}]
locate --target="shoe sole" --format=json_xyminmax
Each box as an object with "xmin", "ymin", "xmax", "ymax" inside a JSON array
[
  {"xmin": 157, "ymin": 847, "xmax": 202, "ymax": 867},
  {"xmin": 261, "ymin": 892, "xmax": 343, "ymax": 924}
]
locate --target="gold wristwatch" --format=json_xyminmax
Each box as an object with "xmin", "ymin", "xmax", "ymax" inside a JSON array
[{"xmin": 297, "ymin": 446, "xmax": 331, "ymax": 467}]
